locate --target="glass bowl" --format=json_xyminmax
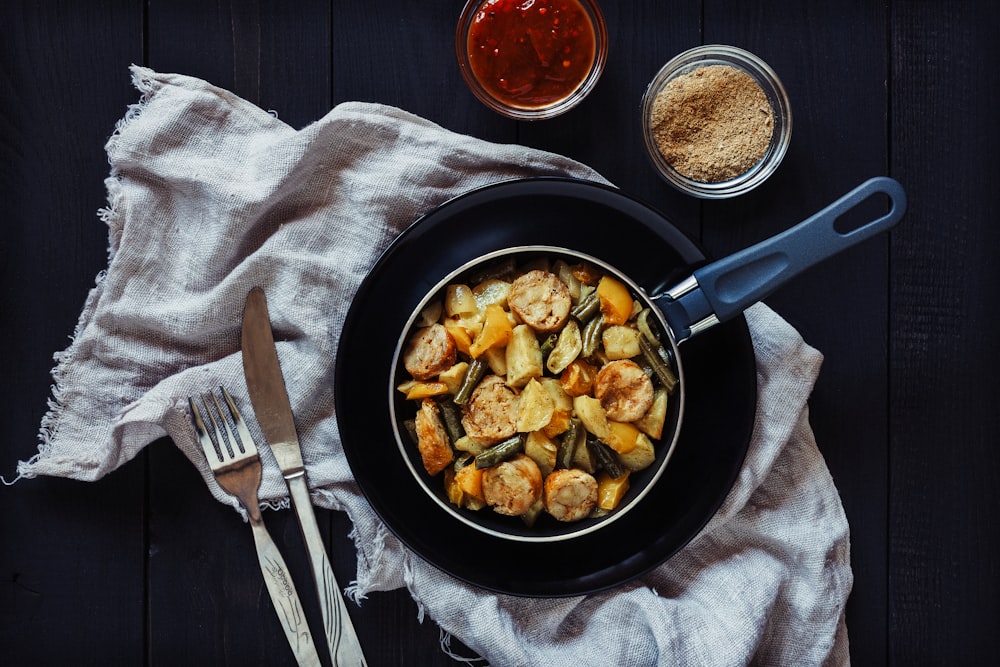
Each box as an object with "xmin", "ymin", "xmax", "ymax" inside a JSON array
[
  {"xmin": 641, "ymin": 45, "xmax": 792, "ymax": 198},
  {"xmin": 456, "ymin": 0, "xmax": 608, "ymax": 120}
]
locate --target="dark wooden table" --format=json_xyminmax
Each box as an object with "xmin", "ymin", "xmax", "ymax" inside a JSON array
[{"xmin": 3, "ymin": 1, "xmax": 998, "ymax": 665}]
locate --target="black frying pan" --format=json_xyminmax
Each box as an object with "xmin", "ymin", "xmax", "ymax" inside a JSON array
[{"xmin": 385, "ymin": 176, "xmax": 905, "ymax": 543}]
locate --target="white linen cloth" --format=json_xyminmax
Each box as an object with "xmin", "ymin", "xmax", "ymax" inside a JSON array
[{"xmin": 14, "ymin": 66, "xmax": 852, "ymax": 666}]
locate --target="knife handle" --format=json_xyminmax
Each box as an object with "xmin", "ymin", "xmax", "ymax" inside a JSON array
[
  {"xmin": 287, "ymin": 474, "xmax": 369, "ymax": 667},
  {"xmin": 248, "ymin": 517, "xmax": 323, "ymax": 667}
]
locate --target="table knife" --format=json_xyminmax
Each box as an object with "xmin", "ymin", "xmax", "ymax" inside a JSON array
[{"xmin": 242, "ymin": 286, "xmax": 368, "ymax": 667}]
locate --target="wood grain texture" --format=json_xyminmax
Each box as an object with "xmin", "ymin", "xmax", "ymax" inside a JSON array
[
  {"xmin": 0, "ymin": 0, "xmax": 147, "ymax": 664},
  {"xmin": 327, "ymin": 5, "xmax": 494, "ymax": 663},
  {"xmin": 2, "ymin": 0, "xmax": 998, "ymax": 664},
  {"xmin": 519, "ymin": 0, "xmax": 703, "ymax": 239},
  {"xmin": 889, "ymin": 0, "xmax": 1000, "ymax": 663},
  {"xmin": 331, "ymin": 0, "xmax": 518, "ymax": 151},
  {"xmin": 700, "ymin": 2, "xmax": 893, "ymax": 660},
  {"xmin": 148, "ymin": 0, "xmax": 332, "ymax": 129}
]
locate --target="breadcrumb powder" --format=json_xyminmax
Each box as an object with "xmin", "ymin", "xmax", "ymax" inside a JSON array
[{"xmin": 650, "ymin": 64, "xmax": 774, "ymax": 183}]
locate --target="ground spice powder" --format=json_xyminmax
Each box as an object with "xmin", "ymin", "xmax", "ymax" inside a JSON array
[{"xmin": 650, "ymin": 64, "xmax": 774, "ymax": 183}]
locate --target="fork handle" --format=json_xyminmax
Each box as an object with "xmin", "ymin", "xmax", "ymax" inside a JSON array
[
  {"xmin": 287, "ymin": 474, "xmax": 369, "ymax": 667},
  {"xmin": 249, "ymin": 518, "xmax": 324, "ymax": 667}
]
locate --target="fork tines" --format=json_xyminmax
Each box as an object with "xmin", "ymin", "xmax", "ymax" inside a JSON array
[{"xmin": 189, "ymin": 386, "xmax": 258, "ymax": 468}]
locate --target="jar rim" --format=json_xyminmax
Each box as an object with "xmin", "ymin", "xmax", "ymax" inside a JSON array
[
  {"xmin": 641, "ymin": 44, "xmax": 792, "ymax": 198},
  {"xmin": 455, "ymin": 0, "xmax": 609, "ymax": 120}
]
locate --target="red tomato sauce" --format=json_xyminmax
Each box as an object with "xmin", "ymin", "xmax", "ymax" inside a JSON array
[{"xmin": 467, "ymin": 0, "xmax": 597, "ymax": 110}]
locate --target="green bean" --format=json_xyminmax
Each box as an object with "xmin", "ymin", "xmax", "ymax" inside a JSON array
[
  {"xmin": 587, "ymin": 437, "xmax": 627, "ymax": 479},
  {"xmin": 581, "ymin": 314, "xmax": 604, "ymax": 358},
  {"xmin": 636, "ymin": 308, "xmax": 659, "ymax": 345},
  {"xmin": 570, "ymin": 290, "xmax": 601, "ymax": 321},
  {"xmin": 656, "ymin": 343, "xmax": 676, "ymax": 369},
  {"xmin": 436, "ymin": 398, "xmax": 465, "ymax": 443},
  {"xmin": 556, "ymin": 417, "xmax": 583, "ymax": 469},
  {"xmin": 453, "ymin": 357, "xmax": 488, "ymax": 405},
  {"xmin": 636, "ymin": 308, "xmax": 678, "ymax": 391},
  {"xmin": 474, "ymin": 435, "xmax": 525, "ymax": 469},
  {"xmin": 638, "ymin": 335, "xmax": 678, "ymax": 393}
]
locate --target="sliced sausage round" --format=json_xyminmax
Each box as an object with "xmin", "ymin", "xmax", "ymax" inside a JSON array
[
  {"xmin": 482, "ymin": 453, "xmax": 543, "ymax": 516},
  {"xmin": 403, "ymin": 323, "xmax": 457, "ymax": 381},
  {"xmin": 461, "ymin": 374, "xmax": 519, "ymax": 445},
  {"xmin": 593, "ymin": 359, "xmax": 654, "ymax": 422},
  {"xmin": 414, "ymin": 398, "xmax": 454, "ymax": 476},
  {"xmin": 507, "ymin": 269, "xmax": 572, "ymax": 333},
  {"xmin": 544, "ymin": 468, "xmax": 598, "ymax": 522}
]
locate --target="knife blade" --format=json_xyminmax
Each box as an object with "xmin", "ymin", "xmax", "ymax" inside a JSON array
[{"xmin": 242, "ymin": 286, "xmax": 368, "ymax": 667}]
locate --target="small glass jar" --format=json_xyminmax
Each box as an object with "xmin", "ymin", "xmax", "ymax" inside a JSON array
[
  {"xmin": 456, "ymin": 0, "xmax": 608, "ymax": 120},
  {"xmin": 642, "ymin": 45, "xmax": 792, "ymax": 198}
]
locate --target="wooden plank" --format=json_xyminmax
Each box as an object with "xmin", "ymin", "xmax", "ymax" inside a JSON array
[
  {"xmin": 141, "ymin": 1, "xmax": 462, "ymax": 663},
  {"xmin": 142, "ymin": 2, "xmax": 338, "ymax": 664},
  {"xmin": 518, "ymin": 0, "xmax": 703, "ymax": 238},
  {"xmin": 331, "ymin": 0, "xmax": 514, "ymax": 142},
  {"xmin": 701, "ymin": 1, "xmax": 891, "ymax": 662},
  {"xmin": 147, "ymin": 0, "xmax": 332, "ymax": 129},
  {"xmin": 0, "ymin": 0, "xmax": 147, "ymax": 664},
  {"xmin": 146, "ymin": 442, "xmax": 314, "ymax": 665},
  {"xmin": 0, "ymin": 472, "xmax": 147, "ymax": 664},
  {"xmin": 328, "ymin": 3, "xmax": 500, "ymax": 664},
  {"xmin": 889, "ymin": 0, "xmax": 1000, "ymax": 661}
]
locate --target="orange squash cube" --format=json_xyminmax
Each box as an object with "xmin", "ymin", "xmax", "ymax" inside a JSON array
[
  {"xmin": 469, "ymin": 303, "xmax": 512, "ymax": 358},
  {"xmin": 596, "ymin": 275, "xmax": 634, "ymax": 326},
  {"xmin": 597, "ymin": 471, "xmax": 630, "ymax": 510},
  {"xmin": 559, "ymin": 359, "xmax": 598, "ymax": 397},
  {"xmin": 404, "ymin": 381, "xmax": 449, "ymax": 400},
  {"xmin": 443, "ymin": 317, "xmax": 473, "ymax": 356},
  {"xmin": 604, "ymin": 420, "xmax": 640, "ymax": 454},
  {"xmin": 455, "ymin": 464, "xmax": 485, "ymax": 502}
]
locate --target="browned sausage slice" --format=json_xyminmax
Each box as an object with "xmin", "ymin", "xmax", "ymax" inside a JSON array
[
  {"xmin": 414, "ymin": 398, "xmax": 454, "ymax": 475},
  {"xmin": 543, "ymin": 468, "xmax": 598, "ymax": 521},
  {"xmin": 482, "ymin": 453, "xmax": 543, "ymax": 516},
  {"xmin": 403, "ymin": 323, "xmax": 457, "ymax": 381},
  {"xmin": 461, "ymin": 374, "xmax": 519, "ymax": 445},
  {"xmin": 507, "ymin": 269, "xmax": 572, "ymax": 333},
  {"xmin": 593, "ymin": 359, "xmax": 654, "ymax": 422}
]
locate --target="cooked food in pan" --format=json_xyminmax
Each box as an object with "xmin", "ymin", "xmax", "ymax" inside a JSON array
[{"xmin": 398, "ymin": 256, "xmax": 677, "ymax": 525}]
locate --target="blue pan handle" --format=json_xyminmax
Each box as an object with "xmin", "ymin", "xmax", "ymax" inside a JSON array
[{"xmin": 656, "ymin": 177, "xmax": 907, "ymax": 342}]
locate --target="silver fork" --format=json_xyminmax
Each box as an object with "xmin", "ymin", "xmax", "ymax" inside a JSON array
[{"xmin": 190, "ymin": 386, "xmax": 322, "ymax": 667}]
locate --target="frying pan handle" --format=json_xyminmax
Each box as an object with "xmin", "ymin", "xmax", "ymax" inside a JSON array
[{"xmin": 658, "ymin": 177, "xmax": 907, "ymax": 341}]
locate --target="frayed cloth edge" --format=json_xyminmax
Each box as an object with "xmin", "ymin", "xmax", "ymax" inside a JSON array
[
  {"xmin": 101, "ymin": 65, "xmax": 160, "ymax": 255},
  {"xmin": 344, "ymin": 518, "xmax": 393, "ymax": 605},
  {"xmin": 6, "ymin": 273, "xmax": 111, "ymax": 485},
  {"xmin": 439, "ymin": 628, "xmax": 490, "ymax": 666},
  {"xmin": 297, "ymin": 487, "xmax": 391, "ymax": 608},
  {"xmin": 105, "ymin": 65, "xmax": 161, "ymax": 166}
]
